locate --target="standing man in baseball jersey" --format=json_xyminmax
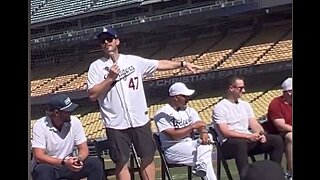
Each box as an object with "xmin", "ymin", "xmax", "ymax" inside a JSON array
[
  {"xmin": 31, "ymin": 94, "xmax": 105, "ymax": 180},
  {"xmin": 154, "ymin": 82, "xmax": 217, "ymax": 180},
  {"xmin": 87, "ymin": 27, "xmax": 202, "ymax": 180}
]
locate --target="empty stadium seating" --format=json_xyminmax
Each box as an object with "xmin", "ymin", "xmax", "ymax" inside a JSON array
[
  {"xmin": 31, "ymin": 23, "xmax": 292, "ymax": 97},
  {"xmin": 31, "ymin": 85, "xmax": 285, "ymax": 141},
  {"xmin": 31, "ymin": 0, "xmax": 140, "ymax": 23},
  {"xmin": 31, "ymin": 20, "xmax": 292, "ymax": 142},
  {"xmin": 30, "ymin": 1, "xmax": 292, "ymax": 180}
]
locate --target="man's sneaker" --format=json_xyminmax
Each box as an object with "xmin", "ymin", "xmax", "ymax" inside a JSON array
[
  {"xmin": 193, "ymin": 162, "xmax": 207, "ymax": 177},
  {"xmin": 284, "ymin": 172, "xmax": 292, "ymax": 180}
]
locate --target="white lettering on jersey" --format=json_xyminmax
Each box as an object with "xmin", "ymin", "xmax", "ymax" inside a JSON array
[
  {"xmin": 118, "ymin": 66, "xmax": 135, "ymax": 81},
  {"xmin": 170, "ymin": 115, "xmax": 192, "ymax": 129},
  {"xmin": 103, "ymin": 65, "xmax": 135, "ymax": 81}
]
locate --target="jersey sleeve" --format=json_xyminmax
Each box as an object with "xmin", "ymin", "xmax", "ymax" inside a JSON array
[
  {"xmin": 87, "ymin": 62, "xmax": 103, "ymax": 90},
  {"xmin": 189, "ymin": 108, "xmax": 201, "ymax": 123},
  {"xmin": 244, "ymin": 101, "xmax": 255, "ymax": 119},
  {"xmin": 212, "ymin": 103, "xmax": 227, "ymax": 124},
  {"xmin": 268, "ymin": 99, "xmax": 283, "ymax": 120},
  {"xmin": 31, "ymin": 121, "xmax": 46, "ymax": 149},
  {"xmin": 132, "ymin": 55, "xmax": 158, "ymax": 76},
  {"xmin": 72, "ymin": 116, "xmax": 87, "ymax": 145},
  {"xmin": 154, "ymin": 109, "xmax": 174, "ymax": 132}
]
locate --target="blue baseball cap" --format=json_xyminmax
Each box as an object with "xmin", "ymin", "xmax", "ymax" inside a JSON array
[
  {"xmin": 97, "ymin": 27, "xmax": 118, "ymax": 41},
  {"xmin": 48, "ymin": 94, "xmax": 78, "ymax": 112}
]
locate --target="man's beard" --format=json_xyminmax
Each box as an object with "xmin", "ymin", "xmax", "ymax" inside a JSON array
[{"xmin": 64, "ymin": 118, "xmax": 71, "ymax": 123}]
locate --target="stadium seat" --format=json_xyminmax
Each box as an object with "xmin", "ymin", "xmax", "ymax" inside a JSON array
[
  {"xmin": 208, "ymin": 127, "xmax": 268, "ymax": 180},
  {"xmin": 153, "ymin": 133, "xmax": 205, "ymax": 180},
  {"xmin": 89, "ymin": 139, "xmax": 142, "ymax": 180}
]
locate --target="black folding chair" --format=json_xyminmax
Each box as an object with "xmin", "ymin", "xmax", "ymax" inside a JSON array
[
  {"xmin": 90, "ymin": 138, "xmax": 142, "ymax": 180},
  {"xmin": 153, "ymin": 133, "xmax": 205, "ymax": 180},
  {"xmin": 208, "ymin": 127, "xmax": 267, "ymax": 180}
]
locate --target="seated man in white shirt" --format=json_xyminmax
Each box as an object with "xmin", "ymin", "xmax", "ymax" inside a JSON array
[
  {"xmin": 31, "ymin": 94, "xmax": 105, "ymax": 180},
  {"xmin": 212, "ymin": 75, "xmax": 284, "ymax": 178},
  {"xmin": 154, "ymin": 82, "xmax": 217, "ymax": 180}
]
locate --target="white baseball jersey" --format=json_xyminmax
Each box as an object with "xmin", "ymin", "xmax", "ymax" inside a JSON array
[
  {"xmin": 212, "ymin": 99, "xmax": 255, "ymax": 143},
  {"xmin": 154, "ymin": 104, "xmax": 201, "ymax": 150},
  {"xmin": 87, "ymin": 54, "xmax": 158, "ymax": 129},
  {"xmin": 31, "ymin": 116, "xmax": 87, "ymax": 168}
]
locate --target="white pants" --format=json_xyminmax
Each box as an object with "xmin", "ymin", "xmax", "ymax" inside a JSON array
[{"xmin": 164, "ymin": 135, "xmax": 217, "ymax": 180}]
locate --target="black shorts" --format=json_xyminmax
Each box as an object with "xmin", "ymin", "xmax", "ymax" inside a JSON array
[{"xmin": 106, "ymin": 121, "xmax": 156, "ymax": 164}]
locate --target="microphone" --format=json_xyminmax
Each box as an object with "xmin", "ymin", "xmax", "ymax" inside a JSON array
[{"xmin": 109, "ymin": 52, "xmax": 116, "ymax": 63}]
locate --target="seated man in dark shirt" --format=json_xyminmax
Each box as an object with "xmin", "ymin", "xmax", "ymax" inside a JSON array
[{"xmin": 267, "ymin": 77, "xmax": 292, "ymax": 178}]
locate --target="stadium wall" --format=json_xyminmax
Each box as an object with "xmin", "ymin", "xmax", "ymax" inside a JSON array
[
  {"xmin": 144, "ymin": 61, "xmax": 292, "ymax": 98},
  {"xmin": 31, "ymin": 60, "xmax": 291, "ymax": 105}
]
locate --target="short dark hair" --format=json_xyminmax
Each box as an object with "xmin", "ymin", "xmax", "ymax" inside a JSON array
[{"xmin": 226, "ymin": 74, "xmax": 244, "ymax": 87}]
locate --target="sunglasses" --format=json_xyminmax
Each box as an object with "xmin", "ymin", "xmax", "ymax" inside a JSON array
[
  {"xmin": 100, "ymin": 37, "xmax": 115, "ymax": 44},
  {"xmin": 232, "ymin": 86, "xmax": 245, "ymax": 91}
]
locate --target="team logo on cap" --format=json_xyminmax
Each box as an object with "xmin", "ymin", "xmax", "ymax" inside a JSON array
[{"xmin": 64, "ymin": 97, "xmax": 71, "ymax": 106}]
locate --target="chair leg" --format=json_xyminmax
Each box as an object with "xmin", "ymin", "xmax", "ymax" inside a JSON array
[
  {"xmin": 217, "ymin": 159, "xmax": 221, "ymax": 180},
  {"xmin": 161, "ymin": 162, "xmax": 166, "ymax": 180},
  {"xmin": 250, "ymin": 155, "xmax": 256, "ymax": 162},
  {"xmin": 221, "ymin": 159, "xmax": 233, "ymax": 180},
  {"xmin": 162, "ymin": 160, "xmax": 173, "ymax": 180},
  {"xmin": 130, "ymin": 144, "xmax": 143, "ymax": 180},
  {"xmin": 129, "ymin": 153, "xmax": 135, "ymax": 180},
  {"xmin": 217, "ymin": 152, "xmax": 233, "ymax": 180},
  {"xmin": 187, "ymin": 166, "xmax": 192, "ymax": 180}
]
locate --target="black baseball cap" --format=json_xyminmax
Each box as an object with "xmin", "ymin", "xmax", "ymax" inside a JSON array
[
  {"xmin": 97, "ymin": 27, "xmax": 118, "ymax": 41},
  {"xmin": 48, "ymin": 94, "xmax": 78, "ymax": 112}
]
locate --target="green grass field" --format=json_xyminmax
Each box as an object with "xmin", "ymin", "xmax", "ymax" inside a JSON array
[{"xmin": 103, "ymin": 153, "xmax": 286, "ymax": 180}]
